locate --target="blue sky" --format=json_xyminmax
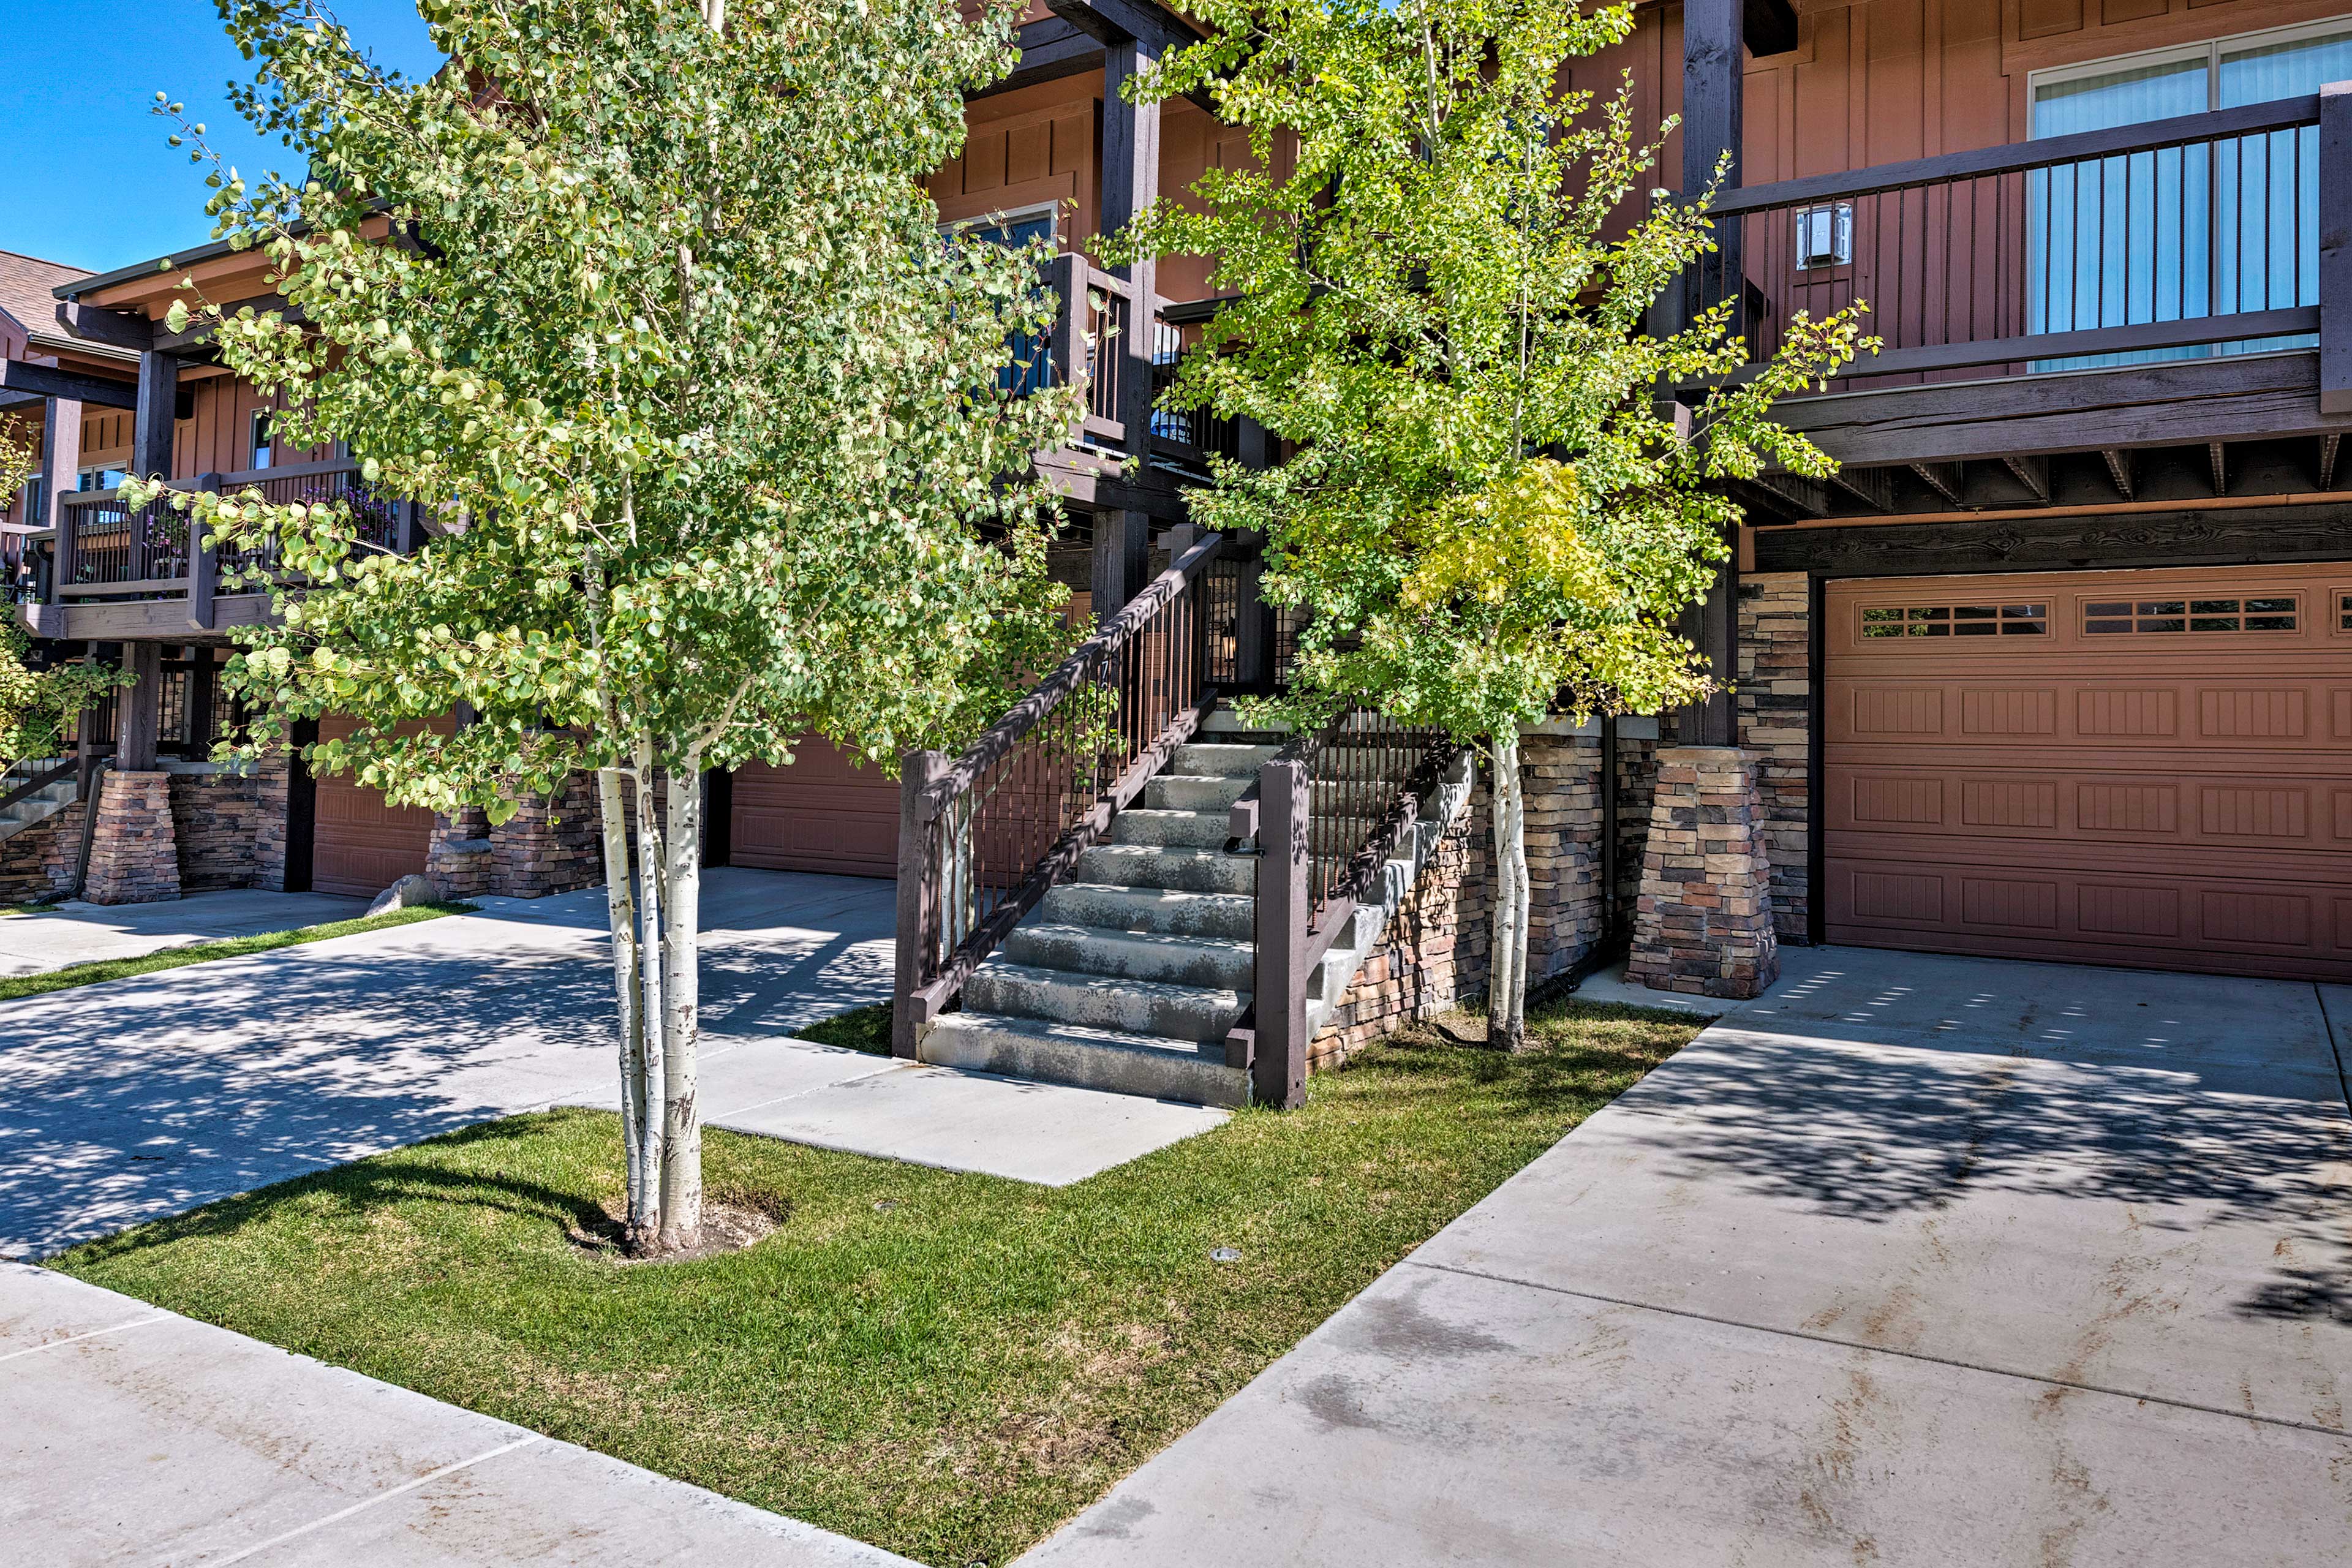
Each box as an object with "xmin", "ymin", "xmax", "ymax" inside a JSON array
[{"xmin": 4, "ymin": 1, "xmax": 442, "ymax": 274}]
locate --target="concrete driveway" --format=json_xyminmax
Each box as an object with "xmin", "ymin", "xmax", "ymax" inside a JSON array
[
  {"xmin": 1023, "ymin": 946, "xmax": 2352, "ymax": 1566},
  {"xmin": 0, "ymin": 868, "xmax": 898, "ymax": 1259},
  {"xmin": 0, "ymin": 890, "xmax": 370, "ymax": 978}
]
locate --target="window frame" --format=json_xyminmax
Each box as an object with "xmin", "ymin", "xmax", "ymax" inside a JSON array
[{"xmin": 2026, "ymin": 13, "xmax": 2352, "ymax": 122}]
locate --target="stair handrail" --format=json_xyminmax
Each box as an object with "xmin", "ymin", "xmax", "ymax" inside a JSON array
[
  {"xmin": 0, "ymin": 755, "xmax": 81, "ymax": 817},
  {"xmin": 1242, "ymin": 707, "xmax": 1457, "ymax": 1109},
  {"xmin": 891, "ymin": 529, "xmax": 1228, "ymax": 1057}
]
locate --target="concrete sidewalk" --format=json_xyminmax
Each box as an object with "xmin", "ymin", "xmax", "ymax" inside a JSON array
[
  {"xmin": 3, "ymin": 867, "xmax": 1222, "ymax": 1259},
  {"xmin": 1, "ymin": 1263, "xmax": 914, "ymax": 1567},
  {"xmin": 1022, "ymin": 946, "xmax": 2352, "ymax": 1566},
  {"xmin": 0, "ymin": 890, "xmax": 371, "ymax": 978}
]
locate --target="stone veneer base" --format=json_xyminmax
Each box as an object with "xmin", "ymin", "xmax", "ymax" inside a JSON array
[
  {"xmin": 83, "ymin": 771, "xmax": 183, "ymax": 907},
  {"xmin": 1626, "ymin": 746, "xmax": 1779, "ymax": 1000}
]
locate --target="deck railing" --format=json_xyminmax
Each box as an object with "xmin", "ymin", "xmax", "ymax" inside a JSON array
[
  {"xmin": 1226, "ymin": 710, "xmax": 1455, "ymax": 1107},
  {"xmin": 891, "ymin": 527, "xmax": 1231, "ymax": 1055},
  {"xmin": 1714, "ymin": 91, "xmax": 2336, "ymax": 388},
  {"xmin": 42, "ymin": 459, "xmax": 426, "ymax": 627}
]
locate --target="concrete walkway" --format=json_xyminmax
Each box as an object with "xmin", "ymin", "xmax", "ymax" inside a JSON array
[
  {"xmin": 1023, "ymin": 946, "xmax": 2352, "ymax": 1566},
  {"xmin": 0, "ymin": 890, "xmax": 371, "ymax": 978},
  {"xmin": 1, "ymin": 1262, "xmax": 915, "ymax": 1567},
  {"xmin": 2, "ymin": 867, "xmax": 1223, "ymax": 1259}
]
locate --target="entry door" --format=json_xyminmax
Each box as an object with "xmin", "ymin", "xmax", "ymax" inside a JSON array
[{"xmin": 1823, "ymin": 564, "xmax": 2352, "ymax": 982}]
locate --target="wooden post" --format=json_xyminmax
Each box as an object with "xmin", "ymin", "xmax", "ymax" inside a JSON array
[
  {"xmin": 1049, "ymin": 251, "xmax": 1085, "ymax": 409},
  {"xmin": 118, "ymin": 641, "xmax": 162, "ymax": 771},
  {"xmin": 1682, "ymin": 0, "xmax": 1746, "ymax": 343},
  {"xmin": 1252, "ymin": 755, "xmax": 1310, "ymax": 1108},
  {"xmin": 1232, "ymin": 535, "xmax": 1269, "ymax": 693},
  {"xmin": 132, "ymin": 349, "xmax": 178, "ymax": 483},
  {"xmin": 187, "ymin": 475, "xmax": 220, "ymax": 632},
  {"xmin": 396, "ymin": 497, "xmax": 424, "ymax": 556},
  {"xmin": 2320, "ymin": 81, "xmax": 2352, "ymax": 413},
  {"xmin": 892, "ymin": 748, "xmax": 950, "ymax": 1059},
  {"xmin": 1101, "ymin": 34, "xmax": 1161, "ymax": 467},
  {"xmin": 187, "ymin": 646, "xmax": 218, "ymax": 756},
  {"xmin": 1679, "ymin": 556, "xmax": 1738, "ymax": 746},
  {"xmin": 39, "ymin": 395, "xmax": 81, "ymax": 533},
  {"xmin": 1092, "ymin": 508, "xmax": 1150, "ymax": 627}
]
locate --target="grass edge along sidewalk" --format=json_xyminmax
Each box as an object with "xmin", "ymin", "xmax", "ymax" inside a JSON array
[
  {"xmin": 0, "ymin": 903, "xmax": 472, "ymax": 1003},
  {"xmin": 55, "ymin": 997, "xmax": 1701, "ymax": 1567}
]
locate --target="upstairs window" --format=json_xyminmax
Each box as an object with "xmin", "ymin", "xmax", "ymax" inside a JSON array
[{"xmin": 249, "ymin": 409, "xmax": 274, "ymax": 471}]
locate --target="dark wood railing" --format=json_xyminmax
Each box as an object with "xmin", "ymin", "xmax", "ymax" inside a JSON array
[
  {"xmin": 1033, "ymin": 253, "xmax": 1246, "ymax": 471},
  {"xmin": 40, "ymin": 459, "xmax": 427, "ymax": 630},
  {"xmin": 1227, "ymin": 710, "xmax": 1454, "ymax": 1107},
  {"xmin": 1716, "ymin": 90, "xmax": 2342, "ymax": 389},
  {"xmin": 891, "ymin": 527, "xmax": 1231, "ymax": 1055}
]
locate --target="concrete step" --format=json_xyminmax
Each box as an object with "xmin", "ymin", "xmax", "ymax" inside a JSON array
[
  {"xmin": 1074, "ymin": 842, "xmax": 1253, "ymax": 895},
  {"xmin": 1109, "ymin": 808, "xmax": 1229, "ymax": 849},
  {"xmin": 1040, "ymin": 882, "xmax": 1256, "ymax": 941},
  {"xmin": 963, "ymin": 960, "xmax": 1246, "ymax": 1044},
  {"xmin": 1171, "ymin": 742, "xmax": 1279, "ymax": 779},
  {"xmin": 1144, "ymin": 772, "xmax": 1255, "ymax": 813},
  {"xmin": 0, "ymin": 782, "xmax": 77, "ymax": 843},
  {"xmin": 922, "ymin": 1012, "xmax": 1250, "ymax": 1107},
  {"xmin": 1001, "ymin": 921, "xmax": 1256, "ymax": 990}
]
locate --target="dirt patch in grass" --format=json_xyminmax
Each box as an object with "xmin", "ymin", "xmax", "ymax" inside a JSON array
[
  {"xmin": 567, "ymin": 1188, "xmax": 791, "ymax": 1264},
  {"xmin": 55, "ymin": 996, "xmax": 1698, "ymax": 1567}
]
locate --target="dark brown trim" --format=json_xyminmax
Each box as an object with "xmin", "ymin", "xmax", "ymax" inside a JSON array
[
  {"xmin": 1714, "ymin": 94, "xmax": 2318, "ymax": 216},
  {"xmin": 53, "ymin": 302, "xmax": 154, "ymax": 352},
  {"xmin": 0, "ymin": 360, "xmax": 137, "ymax": 410},
  {"xmin": 1754, "ymin": 502, "xmax": 2352, "ymax": 578},
  {"xmin": 1776, "ymin": 352, "xmax": 2351, "ymax": 468},
  {"xmin": 285, "ymin": 717, "xmax": 318, "ymax": 894},
  {"xmin": 1804, "ymin": 572, "xmax": 1826, "ymax": 948}
]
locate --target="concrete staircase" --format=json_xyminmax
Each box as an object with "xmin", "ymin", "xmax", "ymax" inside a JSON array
[
  {"xmin": 0, "ymin": 758, "xmax": 78, "ymax": 845},
  {"xmin": 919, "ymin": 715, "xmax": 1476, "ymax": 1108}
]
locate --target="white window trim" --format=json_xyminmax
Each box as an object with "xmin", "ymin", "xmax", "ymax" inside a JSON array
[
  {"xmin": 940, "ymin": 199, "xmax": 1063, "ymax": 244},
  {"xmin": 2028, "ymin": 12, "xmax": 2352, "ymax": 121}
]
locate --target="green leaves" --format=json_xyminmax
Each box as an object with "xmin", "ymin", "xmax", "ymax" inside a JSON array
[
  {"xmin": 151, "ymin": 0, "xmax": 1073, "ymax": 809},
  {"xmin": 1120, "ymin": 0, "xmax": 1871, "ymax": 738}
]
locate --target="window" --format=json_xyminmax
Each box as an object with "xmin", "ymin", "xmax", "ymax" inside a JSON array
[
  {"xmin": 2339, "ymin": 590, "xmax": 2352, "ymax": 631},
  {"xmin": 2083, "ymin": 595, "xmax": 2297, "ymax": 633},
  {"xmin": 2027, "ymin": 16, "xmax": 2352, "ymax": 371},
  {"xmin": 1861, "ymin": 603, "xmax": 2049, "ymax": 638},
  {"xmin": 76, "ymin": 467, "xmax": 127, "ymax": 492},
  {"xmin": 948, "ymin": 206, "xmax": 1058, "ymax": 399},
  {"xmin": 1793, "ymin": 203, "xmax": 1853, "ymax": 270},
  {"xmin": 249, "ymin": 409, "xmax": 274, "ymax": 471}
]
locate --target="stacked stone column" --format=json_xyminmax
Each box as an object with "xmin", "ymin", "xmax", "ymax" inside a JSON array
[
  {"xmin": 82, "ymin": 771, "xmax": 183, "ymax": 906},
  {"xmin": 1627, "ymin": 746, "xmax": 1779, "ymax": 999}
]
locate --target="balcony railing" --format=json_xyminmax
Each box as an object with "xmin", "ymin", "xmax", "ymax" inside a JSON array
[
  {"xmin": 1031, "ymin": 254, "xmax": 1245, "ymax": 476},
  {"xmin": 39, "ymin": 459, "xmax": 426, "ymax": 630},
  {"xmin": 1715, "ymin": 91, "xmax": 2335, "ymax": 388}
]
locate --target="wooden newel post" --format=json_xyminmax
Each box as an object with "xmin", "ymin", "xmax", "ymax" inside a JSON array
[
  {"xmin": 1252, "ymin": 755, "xmax": 1310, "ymax": 1108},
  {"xmin": 187, "ymin": 474, "xmax": 221, "ymax": 633},
  {"xmin": 1049, "ymin": 251, "xmax": 1085, "ymax": 406},
  {"xmin": 2320, "ymin": 81, "xmax": 2352, "ymax": 413},
  {"xmin": 892, "ymin": 748, "xmax": 951, "ymax": 1060}
]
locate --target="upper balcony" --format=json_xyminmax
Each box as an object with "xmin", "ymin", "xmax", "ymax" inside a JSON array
[{"xmin": 1709, "ymin": 89, "xmax": 2352, "ymax": 522}]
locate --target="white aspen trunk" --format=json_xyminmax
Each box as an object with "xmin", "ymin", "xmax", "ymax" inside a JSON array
[
  {"xmin": 1504, "ymin": 739, "xmax": 1531, "ymax": 1048},
  {"xmin": 657, "ymin": 753, "xmax": 704, "ymax": 1251},
  {"xmin": 1487, "ymin": 731, "xmax": 1530, "ymax": 1051},
  {"xmin": 596, "ymin": 766, "xmax": 649, "ymax": 1233},
  {"xmin": 630, "ymin": 741, "xmax": 668, "ymax": 1252}
]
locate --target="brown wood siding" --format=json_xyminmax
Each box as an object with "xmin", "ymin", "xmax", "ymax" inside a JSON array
[
  {"xmin": 1823, "ymin": 563, "xmax": 2352, "ymax": 981},
  {"xmin": 729, "ymin": 740, "xmax": 900, "ymax": 878},
  {"xmin": 937, "ymin": 76, "xmax": 1102, "ymax": 259},
  {"xmin": 310, "ymin": 714, "xmax": 447, "ymax": 899}
]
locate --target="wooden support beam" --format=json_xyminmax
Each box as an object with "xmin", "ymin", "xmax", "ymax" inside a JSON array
[
  {"xmin": 1682, "ymin": 0, "xmax": 1746, "ymax": 342},
  {"xmin": 2002, "ymin": 454, "xmax": 2050, "ymax": 502},
  {"xmin": 1755, "ymin": 473, "xmax": 1830, "ymax": 518},
  {"xmin": 1092, "ymin": 508, "xmax": 1150, "ymax": 626},
  {"xmin": 2321, "ymin": 81, "xmax": 2352, "ymax": 413},
  {"xmin": 132, "ymin": 350, "xmax": 179, "ymax": 483},
  {"xmin": 2320, "ymin": 432, "xmax": 2342, "ymax": 490},
  {"xmin": 0, "ymin": 360, "xmax": 137, "ymax": 410},
  {"xmin": 1251, "ymin": 755, "xmax": 1310, "ymax": 1109},
  {"xmin": 1909, "ymin": 461, "xmax": 1965, "ymax": 505},
  {"xmin": 1826, "ymin": 465, "xmax": 1895, "ymax": 513},
  {"xmin": 2207, "ymin": 440, "xmax": 2229, "ymax": 497},
  {"xmin": 54, "ymin": 301, "xmax": 154, "ymax": 352},
  {"xmin": 39, "ymin": 396, "xmax": 81, "ymax": 537},
  {"xmin": 2100, "ymin": 448, "xmax": 2136, "ymax": 501},
  {"xmin": 118, "ymin": 642, "xmax": 163, "ymax": 772}
]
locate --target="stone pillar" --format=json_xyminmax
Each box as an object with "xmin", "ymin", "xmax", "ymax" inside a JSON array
[
  {"xmin": 1627, "ymin": 747, "xmax": 1778, "ymax": 999},
  {"xmin": 490, "ymin": 774, "xmax": 603, "ymax": 897},
  {"xmin": 249, "ymin": 734, "xmax": 294, "ymax": 891},
  {"xmin": 1521, "ymin": 733, "xmax": 1607, "ymax": 987},
  {"xmin": 83, "ymin": 771, "xmax": 182, "ymax": 905},
  {"xmin": 426, "ymin": 804, "xmax": 495, "ymax": 901}
]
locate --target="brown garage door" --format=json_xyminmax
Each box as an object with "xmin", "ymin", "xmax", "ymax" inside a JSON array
[
  {"xmin": 1824, "ymin": 564, "xmax": 2352, "ymax": 982},
  {"xmin": 311, "ymin": 715, "xmax": 444, "ymax": 898},
  {"xmin": 731, "ymin": 738, "xmax": 898, "ymax": 878}
]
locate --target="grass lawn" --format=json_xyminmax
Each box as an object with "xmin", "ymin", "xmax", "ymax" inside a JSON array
[
  {"xmin": 0, "ymin": 902, "xmax": 471, "ymax": 1003},
  {"xmin": 55, "ymin": 998, "xmax": 1698, "ymax": 1567}
]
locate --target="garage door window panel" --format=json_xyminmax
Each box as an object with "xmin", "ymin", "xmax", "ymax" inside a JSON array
[
  {"xmin": 2085, "ymin": 595, "xmax": 2299, "ymax": 633},
  {"xmin": 1861, "ymin": 602, "xmax": 2048, "ymax": 638}
]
